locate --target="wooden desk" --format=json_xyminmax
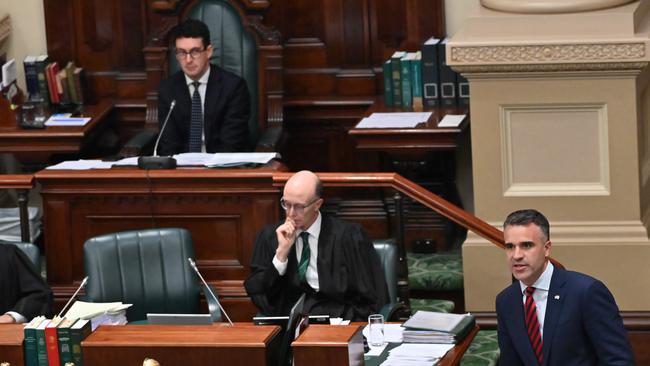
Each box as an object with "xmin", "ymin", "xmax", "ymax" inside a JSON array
[
  {"xmin": 82, "ymin": 324, "xmax": 281, "ymax": 365},
  {"xmin": 292, "ymin": 325, "xmax": 365, "ymax": 366},
  {"xmin": 0, "ymin": 324, "xmax": 24, "ymax": 366},
  {"xmin": 0, "ymin": 99, "xmax": 114, "ymax": 163},
  {"xmin": 35, "ymin": 163, "xmax": 285, "ymax": 320},
  {"xmin": 348, "ymin": 99, "xmax": 468, "ymax": 154}
]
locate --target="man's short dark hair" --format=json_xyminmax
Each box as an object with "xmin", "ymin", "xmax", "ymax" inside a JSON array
[
  {"xmin": 170, "ymin": 19, "xmax": 211, "ymax": 48},
  {"xmin": 503, "ymin": 209, "xmax": 550, "ymax": 241}
]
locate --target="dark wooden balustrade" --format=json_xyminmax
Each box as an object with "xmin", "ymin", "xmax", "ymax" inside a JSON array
[{"xmin": 0, "ymin": 174, "xmax": 34, "ymax": 242}]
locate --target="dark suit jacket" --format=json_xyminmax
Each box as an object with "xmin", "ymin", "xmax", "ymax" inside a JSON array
[
  {"xmin": 157, "ymin": 64, "xmax": 251, "ymax": 156},
  {"xmin": 244, "ymin": 215, "xmax": 389, "ymax": 321},
  {"xmin": 496, "ymin": 267, "xmax": 635, "ymax": 365},
  {"xmin": 0, "ymin": 244, "xmax": 53, "ymax": 321}
]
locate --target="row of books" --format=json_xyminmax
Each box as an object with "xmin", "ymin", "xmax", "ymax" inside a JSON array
[
  {"xmin": 383, "ymin": 37, "xmax": 469, "ymax": 109},
  {"xmin": 23, "ymin": 55, "xmax": 86, "ymax": 105},
  {"xmin": 24, "ymin": 316, "xmax": 93, "ymax": 366}
]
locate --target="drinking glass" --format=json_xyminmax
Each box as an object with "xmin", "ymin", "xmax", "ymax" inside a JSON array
[{"xmin": 368, "ymin": 313, "xmax": 385, "ymax": 347}]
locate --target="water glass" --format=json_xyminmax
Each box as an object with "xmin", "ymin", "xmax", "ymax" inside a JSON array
[{"xmin": 368, "ymin": 313, "xmax": 385, "ymax": 347}]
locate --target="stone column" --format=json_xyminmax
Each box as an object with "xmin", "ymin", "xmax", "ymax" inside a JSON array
[{"xmin": 449, "ymin": 1, "xmax": 650, "ymax": 311}]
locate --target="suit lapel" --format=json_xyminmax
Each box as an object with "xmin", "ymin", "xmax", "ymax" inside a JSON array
[
  {"xmin": 203, "ymin": 64, "xmax": 222, "ymax": 143},
  {"xmin": 541, "ymin": 267, "xmax": 567, "ymax": 366},
  {"xmin": 316, "ymin": 215, "xmax": 333, "ymax": 290},
  {"xmin": 507, "ymin": 283, "xmax": 540, "ymax": 365}
]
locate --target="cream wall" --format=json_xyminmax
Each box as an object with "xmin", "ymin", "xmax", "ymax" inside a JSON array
[
  {"xmin": 446, "ymin": 0, "xmax": 482, "ymax": 37},
  {"xmin": 0, "ymin": 0, "xmax": 48, "ymax": 93}
]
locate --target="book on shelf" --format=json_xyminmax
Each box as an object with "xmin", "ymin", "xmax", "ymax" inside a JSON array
[
  {"xmin": 64, "ymin": 61, "xmax": 78, "ymax": 104},
  {"xmin": 24, "ymin": 316, "xmax": 47, "ymax": 366},
  {"xmin": 70, "ymin": 319, "xmax": 92, "ymax": 366},
  {"xmin": 382, "ymin": 59, "xmax": 393, "ymax": 107},
  {"xmin": 34, "ymin": 55, "xmax": 50, "ymax": 103},
  {"xmin": 390, "ymin": 51, "xmax": 406, "ymax": 107},
  {"xmin": 402, "ymin": 310, "xmax": 476, "ymax": 344},
  {"xmin": 438, "ymin": 38, "xmax": 457, "ymax": 107},
  {"xmin": 400, "ymin": 52, "xmax": 417, "ymax": 108},
  {"xmin": 457, "ymin": 72, "xmax": 470, "ymax": 107},
  {"xmin": 411, "ymin": 51, "xmax": 423, "ymax": 109},
  {"xmin": 23, "ymin": 56, "xmax": 39, "ymax": 97},
  {"xmin": 421, "ymin": 37, "xmax": 441, "ymax": 108}
]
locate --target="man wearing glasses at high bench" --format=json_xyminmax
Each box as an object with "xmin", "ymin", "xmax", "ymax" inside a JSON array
[
  {"xmin": 156, "ymin": 19, "xmax": 251, "ymax": 156},
  {"xmin": 245, "ymin": 170, "xmax": 389, "ymax": 321}
]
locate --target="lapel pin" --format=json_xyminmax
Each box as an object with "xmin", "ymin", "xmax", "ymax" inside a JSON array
[{"xmin": 554, "ymin": 295, "xmax": 560, "ymax": 300}]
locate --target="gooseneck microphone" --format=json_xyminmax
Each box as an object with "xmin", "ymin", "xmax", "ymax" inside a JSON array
[
  {"xmin": 187, "ymin": 258, "xmax": 234, "ymax": 326},
  {"xmin": 57, "ymin": 276, "xmax": 88, "ymax": 318},
  {"xmin": 138, "ymin": 100, "xmax": 178, "ymax": 169}
]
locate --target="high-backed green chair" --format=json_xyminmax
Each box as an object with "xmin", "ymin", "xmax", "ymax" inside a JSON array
[
  {"xmin": 1, "ymin": 240, "xmax": 40, "ymax": 270},
  {"xmin": 121, "ymin": 0, "xmax": 283, "ymax": 156},
  {"xmin": 374, "ymin": 239, "xmax": 409, "ymax": 320},
  {"xmin": 83, "ymin": 228, "xmax": 221, "ymax": 322}
]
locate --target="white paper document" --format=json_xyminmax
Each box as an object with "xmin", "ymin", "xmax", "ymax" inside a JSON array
[
  {"xmin": 44, "ymin": 116, "xmax": 92, "ymax": 126},
  {"xmin": 64, "ymin": 300, "xmax": 132, "ymax": 320},
  {"xmin": 379, "ymin": 343, "xmax": 454, "ymax": 366},
  {"xmin": 437, "ymin": 114, "xmax": 466, "ymax": 128},
  {"xmin": 356, "ymin": 112, "xmax": 432, "ymax": 129},
  {"xmin": 46, "ymin": 159, "xmax": 114, "ymax": 170},
  {"xmin": 174, "ymin": 152, "xmax": 280, "ymax": 167}
]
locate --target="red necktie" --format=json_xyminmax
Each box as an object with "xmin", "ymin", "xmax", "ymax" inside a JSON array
[{"xmin": 525, "ymin": 286, "xmax": 543, "ymax": 365}]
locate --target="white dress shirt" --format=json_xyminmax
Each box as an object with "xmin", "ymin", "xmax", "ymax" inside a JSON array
[
  {"xmin": 184, "ymin": 67, "xmax": 210, "ymax": 152},
  {"xmin": 272, "ymin": 212, "xmax": 322, "ymax": 291},
  {"xmin": 519, "ymin": 262, "xmax": 554, "ymax": 338}
]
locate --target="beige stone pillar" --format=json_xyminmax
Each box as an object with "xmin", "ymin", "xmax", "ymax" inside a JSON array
[{"xmin": 449, "ymin": 0, "xmax": 650, "ymax": 311}]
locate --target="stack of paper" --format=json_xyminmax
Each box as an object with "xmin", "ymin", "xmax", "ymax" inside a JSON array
[
  {"xmin": 356, "ymin": 112, "xmax": 432, "ymax": 129},
  {"xmin": 46, "ymin": 159, "xmax": 114, "ymax": 170},
  {"xmin": 64, "ymin": 301, "xmax": 132, "ymax": 330},
  {"xmin": 402, "ymin": 310, "xmax": 475, "ymax": 344},
  {"xmin": 379, "ymin": 343, "xmax": 454, "ymax": 366},
  {"xmin": 111, "ymin": 152, "xmax": 280, "ymax": 168}
]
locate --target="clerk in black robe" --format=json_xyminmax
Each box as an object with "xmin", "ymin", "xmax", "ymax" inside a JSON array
[
  {"xmin": 0, "ymin": 244, "xmax": 53, "ymax": 323},
  {"xmin": 244, "ymin": 171, "xmax": 388, "ymax": 321}
]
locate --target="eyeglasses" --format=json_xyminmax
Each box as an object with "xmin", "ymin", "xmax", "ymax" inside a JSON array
[
  {"xmin": 280, "ymin": 197, "xmax": 320, "ymax": 214},
  {"xmin": 174, "ymin": 47, "xmax": 207, "ymax": 60}
]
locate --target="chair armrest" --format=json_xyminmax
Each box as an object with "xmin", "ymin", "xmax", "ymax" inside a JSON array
[
  {"xmin": 380, "ymin": 302, "xmax": 410, "ymax": 322},
  {"xmin": 202, "ymin": 284, "xmax": 223, "ymax": 322},
  {"xmin": 118, "ymin": 129, "xmax": 158, "ymax": 158},
  {"xmin": 255, "ymin": 126, "xmax": 284, "ymax": 152}
]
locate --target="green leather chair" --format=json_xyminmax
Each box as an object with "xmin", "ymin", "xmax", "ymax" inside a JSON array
[
  {"xmin": 121, "ymin": 0, "xmax": 284, "ymax": 156},
  {"xmin": 1, "ymin": 240, "xmax": 40, "ymax": 269},
  {"xmin": 83, "ymin": 228, "xmax": 221, "ymax": 322},
  {"xmin": 374, "ymin": 239, "xmax": 409, "ymax": 320}
]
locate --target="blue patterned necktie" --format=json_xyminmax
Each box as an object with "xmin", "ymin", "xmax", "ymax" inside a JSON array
[
  {"xmin": 189, "ymin": 81, "xmax": 203, "ymax": 152},
  {"xmin": 297, "ymin": 231, "xmax": 310, "ymax": 285}
]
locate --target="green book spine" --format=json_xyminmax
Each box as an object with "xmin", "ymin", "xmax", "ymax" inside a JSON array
[
  {"xmin": 24, "ymin": 321, "xmax": 41, "ymax": 366},
  {"xmin": 382, "ymin": 60, "xmax": 393, "ymax": 107},
  {"xmin": 34, "ymin": 55, "xmax": 50, "ymax": 104},
  {"xmin": 451, "ymin": 315, "xmax": 476, "ymax": 343},
  {"xmin": 36, "ymin": 320, "xmax": 49, "ymax": 366},
  {"xmin": 411, "ymin": 52, "xmax": 423, "ymax": 108},
  {"xmin": 400, "ymin": 55, "xmax": 413, "ymax": 108},
  {"xmin": 391, "ymin": 51, "xmax": 405, "ymax": 107},
  {"xmin": 57, "ymin": 319, "xmax": 76, "ymax": 365},
  {"xmin": 70, "ymin": 319, "xmax": 92, "ymax": 366}
]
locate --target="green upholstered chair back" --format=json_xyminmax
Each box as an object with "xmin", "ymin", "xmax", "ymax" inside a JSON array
[
  {"xmin": 170, "ymin": 0, "xmax": 260, "ymax": 148},
  {"xmin": 2, "ymin": 241, "xmax": 40, "ymax": 269},
  {"xmin": 374, "ymin": 239, "xmax": 399, "ymax": 303},
  {"xmin": 83, "ymin": 228, "xmax": 201, "ymax": 322}
]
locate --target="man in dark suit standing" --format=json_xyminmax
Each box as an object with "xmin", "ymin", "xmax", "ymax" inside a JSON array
[
  {"xmin": 496, "ymin": 209, "xmax": 635, "ymax": 365},
  {"xmin": 157, "ymin": 19, "xmax": 250, "ymax": 156},
  {"xmin": 245, "ymin": 170, "xmax": 389, "ymax": 321}
]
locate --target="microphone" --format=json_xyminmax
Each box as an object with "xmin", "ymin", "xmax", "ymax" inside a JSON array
[
  {"xmin": 57, "ymin": 276, "xmax": 88, "ymax": 318},
  {"xmin": 187, "ymin": 257, "xmax": 233, "ymax": 325},
  {"xmin": 138, "ymin": 100, "xmax": 178, "ymax": 169}
]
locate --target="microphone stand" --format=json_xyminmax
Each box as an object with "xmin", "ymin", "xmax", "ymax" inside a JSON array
[
  {"xmin": 188, "ymin": 258, "xmax": 234, "ymax": 325},
  {"xmin": 138, "ymin": 100, "xmax": 177, "ymax": 170}
]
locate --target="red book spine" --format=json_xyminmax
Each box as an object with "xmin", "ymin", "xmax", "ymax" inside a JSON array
[{"xmin": 44, "ymin": 322, "xmax": 61, "ymax": 366}]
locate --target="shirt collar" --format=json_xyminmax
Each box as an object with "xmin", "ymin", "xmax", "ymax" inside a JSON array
[
  {"xmin": 301, "ymin": 211, "xmax": 322, "ymax": 239},
  {"xmin": 520, "ymin": 261, "xmax": 554, "ymax": 294},
  {"xmin": 185, "ymin": 65, "xmax": 211, "ymax": 86}
]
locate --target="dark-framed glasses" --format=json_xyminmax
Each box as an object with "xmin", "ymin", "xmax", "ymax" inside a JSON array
[
  {"xmin": 280, "ymin": 197, "xmax": 319, "ymax": 214},
  {"xmin": 174, "ymin": 47, "xmax": 207, "ymax": 60}
]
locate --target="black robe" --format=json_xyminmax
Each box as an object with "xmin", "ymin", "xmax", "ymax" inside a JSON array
[
  {"xmin": 244, "ymin": 215, "xmax": 389, "ymax": 321},
  {"xmin": 0, "ymin": 244, "xmax": 53, "ymax": 321}
]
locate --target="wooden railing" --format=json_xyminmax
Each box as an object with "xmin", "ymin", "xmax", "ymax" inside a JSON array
[
  {"xmin": 0, "ymin": 174, "xmax": 34, "ymax": 242},
  {"xmin": 273, "ymin": 171, "xmax": 564, "ymax": 265}
]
